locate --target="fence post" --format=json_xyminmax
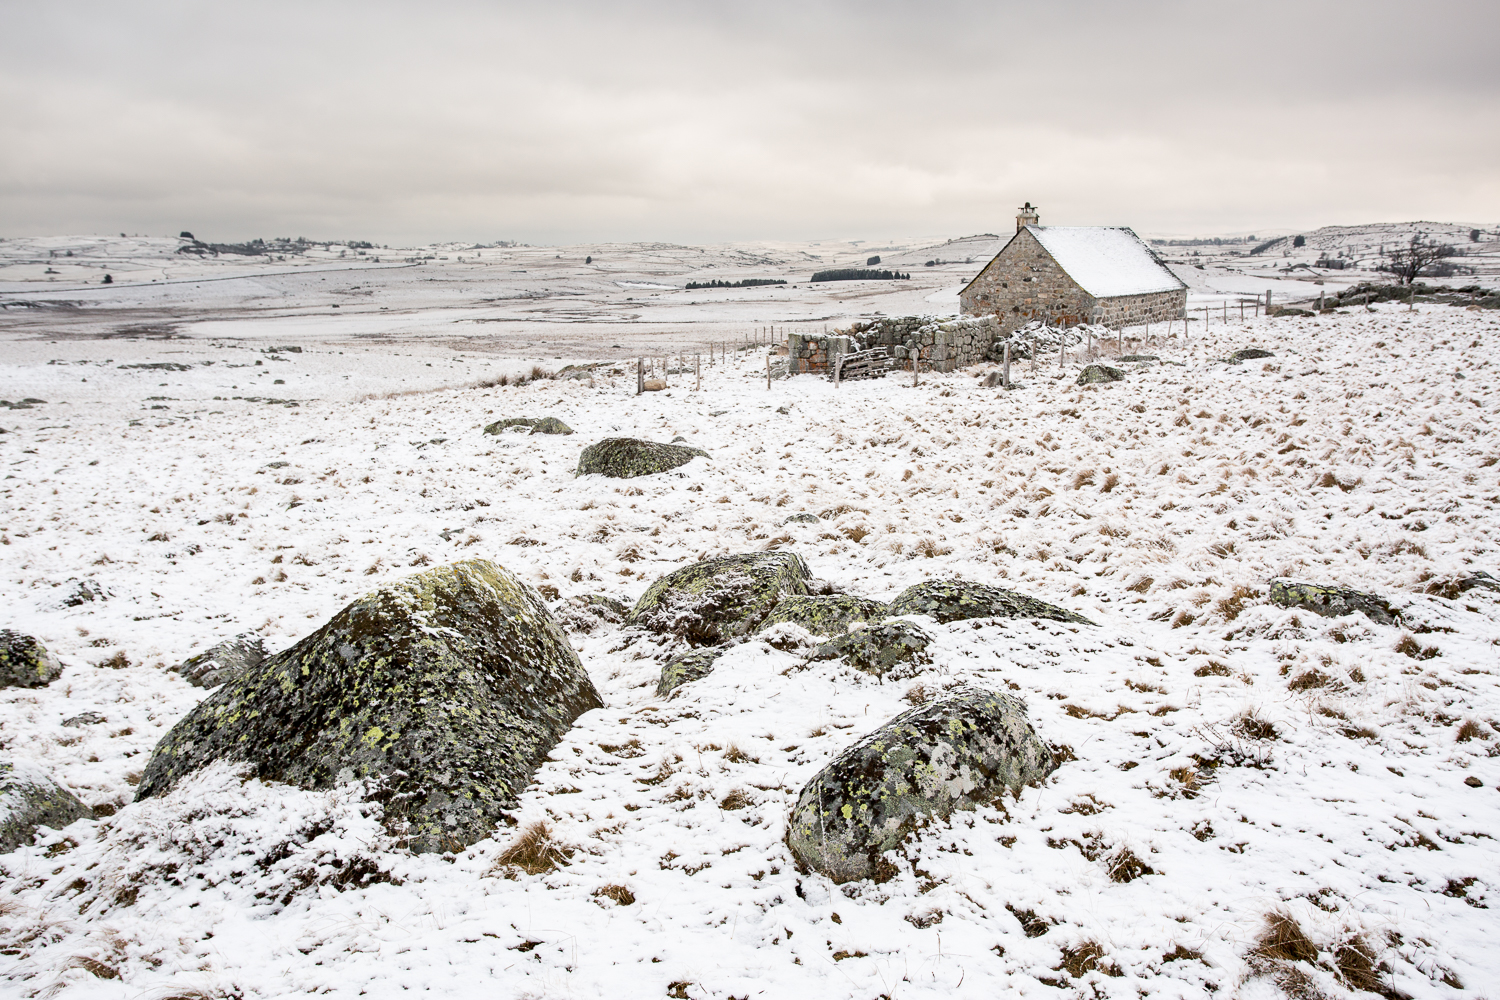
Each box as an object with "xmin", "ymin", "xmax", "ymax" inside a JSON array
[
  {"xmin": 636, "ymin": 357, "xmax": 643, "ymax": 395},
  {"xmin": 766, "ymin": 351, "xmax": 771, "ymax": 390},
  {"xmin": 1059, "ymin": 329, "xmax": 1065, "ymax": 368},
  {"xmin": 1002, "ymin": 343, "xmax": 1011, "ymax": 388},
  {"xmin": 913, "ymin": 347, "xmax": 920, "ymax": 387},
  {"xmin": 695, "ymin": 355, "xmax": 701, "ymax": 391}
]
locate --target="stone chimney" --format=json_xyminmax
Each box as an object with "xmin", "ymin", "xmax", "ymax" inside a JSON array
[{"xmin": 1016, "ymin": 202, "xmax": 1039, "ymax": 232}]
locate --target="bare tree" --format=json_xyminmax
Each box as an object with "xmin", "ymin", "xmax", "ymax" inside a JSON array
[{"xmin": 1378, "ymin": 235, "xmax": 1457, "ymax": 285}]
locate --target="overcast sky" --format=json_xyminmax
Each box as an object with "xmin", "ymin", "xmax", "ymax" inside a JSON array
[{"xmin": 2, "ymin": 1, "xmax": 1496, "ymax": 245}]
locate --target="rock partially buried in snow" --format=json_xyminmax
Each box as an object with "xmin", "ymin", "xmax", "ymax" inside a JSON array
[
  {"xmin": 528, "ymin": 417, "xmax": 573, "ymax": 435},
  {"xmin": 1, "ymin": 759, "xmax": 92, "ymax": 852},
  {"xmin": 787, "ymin": 688, "xmax": 1057, "ymax": 883},
  {"xmin": 627, "ymin": 552, "xmax": 810, "ymax": 645},
  {"xmin": 888, "ymin": 580, "xmax": 1093, "ymax": 626},
  {"xmin": 0, "ymin": 630, "xmax": 63, "ymax": 689},
  {"xmin": 483, "ymin": 417, "xmax": 540, "ymax": 435},
  {"xmin": 575, "ymin": 437, "xmax": 708, "ymax": 479},
  {"xmin": 136, "ymin": 559, "xmax": 603, "ymax": 853},
  {"xmin": 782, "ymin": 513, "xmax": 820, "ymax": 525},
  {"xmin": 809, "ymin": 620, "xmax": 932, "ymax": 678},
  {"xmin": 170, "ymin": 633, "xmax": 265, "ymax": 688},
  {"xmin": 759, "ymin": 594, "xmax": 889, "ymax": 636},
  {"xmin": 1268, "ymin": 579, "xmax": 1397, "ymax": 626},
  {"xmin": 1119, "ymin": 354, "xmax": 1158, "ymax": 363},
  {"xmin": 1231, "ymin": 348, "xmax": 1275, "ymax": 361},
  {"xmin": 657, "ymin": 648, "xmax": 724, "ymax": 697},
  {"xmin": 1076, "ymin": 364, "xmax": 1125, "ymax": 385}
]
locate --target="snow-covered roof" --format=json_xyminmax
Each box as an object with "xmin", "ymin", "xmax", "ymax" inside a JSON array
[{"xmin": 1025, "ymin": 226, "xmax": 1184, "ymax": 298}]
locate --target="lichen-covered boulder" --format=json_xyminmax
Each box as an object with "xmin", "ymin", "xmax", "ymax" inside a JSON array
[
  {"xmin": 529, "ymin": 417, "xmax": 573, "ymax": 435},
  {"xmin": 0, "ymin": 631, "xmax": 63, "ymax": 689},
  {"xmin": 657, "ymin": 648, "xmax": 723, "ymax": 697},
  {"xmin": 888, "ymin": 580, "xmax": 1093, "ymax": 626},
  {"xmin": 1231, "ymin": 348, "xmax": 1275, "ymax": 361},
  {"xmin": 170, "ymin": 633, "xmax": 265, "ymax": 689},
  {"xmin": 575, "ymin": 437, "xmax": 708, "ymax": 478},
  {"xmin": 1269, "ymin": 579, "xmax": 1397, "ymax": 625},
  {"xmin": 787, "ymin": 688, "xmax": 1057, "ymax": 882},
  {"xmin": 759, "ymin": 595, "xmax": 890, "ymax": 637},
  {"xmin": 136, "ymin": 559, "xmax": 603, "ymax": 853},
  {"xmin": 809, "ymin": 620, "xmax": 933, "ymax": 678},
  {"xmin": 1076, "ymin": 364, "xmax": 1125, "ymax": 385},
  {"xmin": 627, "ymin": 552, "xmax": 810, "ymax": 645},
  {"xmin": 1, "ymin": 759, "xmax": 91, "ymax": 852},
  {"xmin": 484, "ymin": 417, "xmax": 539, "ymax": 435}
]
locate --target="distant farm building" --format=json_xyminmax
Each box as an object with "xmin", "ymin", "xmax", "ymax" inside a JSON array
[{"xmin": 960, "ymin": 204, "xmax": 1186, "ymax": 332}]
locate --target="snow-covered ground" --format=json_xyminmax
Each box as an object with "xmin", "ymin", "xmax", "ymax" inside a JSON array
[{"xmin": 0, "ymin": 244, "xmax": 1497, "ymax": 998}]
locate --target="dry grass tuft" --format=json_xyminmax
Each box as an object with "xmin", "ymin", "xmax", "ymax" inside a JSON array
[
  {"xmin": 1288, "ymin": 669, "xmax": 1333, "ymax": 692},
  {"xmin": 494, "ymin": 821, "xmax": 573, "ymax": 877},
  {"xmin": 719, "ymin": 789, "xmax": 752, "ymax": 811},
  {"xmin": 94, "ymin": 651, "xmax": 131, "ymax": 670},
  {"xmin": 593, "ymin": 883, "xmax": 635, "ymax": 906},
  {"xmin": 1455, "ymin": 719, "xmax": 1487, "ymax": 743},
  {"xmin": 1253, "ymin": 912, "xmax": 1319, "ymax": 965}
]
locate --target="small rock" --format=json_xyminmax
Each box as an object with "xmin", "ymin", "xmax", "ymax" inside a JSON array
[
  {"xmin": 0, "ymin": 631, "xmax": 63, "ymax": 689},
  {"xmin": 776, "ymin": 406, "xmax": 791, "ymax": 415},
  {"xmin": 1268, "ymin": 579, "xmax": 1397, "ymax": 626},
  {"xmin": 1231, "ymin": 348, "xmax": 1275, "ymax": 361},
  {"xmin": 708, "ymin": 410, "xmax": 729, "ymax": 418},
  {"xmin": 810, "ymin": 620, "xmax": 933, "ymax": 678},
  {"xmin": 1, "ymin": 759, "xmax": 92, "ymax": 852},
  {"xmin": 484, "ymin": 417, "xmax": 538, "ymax": 435},
  {"xmin": 575, "ymin": 437, "xmax": 709, "ymax": 479},
  {"xmin": 136, "ymin": 559, "xmax": 603, "ymax": 854},
  {"xmin": 782, "ymin": 513, "xmax": 820, "ymax": 525},
  {"xmin": 642, "ymin": 378, "xmax": 667, "ymax": 392},
  {"xmin": 60, "ymin": 579, "xmax": 108, "ymax": 607},
  {"xmin": 760, "ymin": 594, "xmax": 890, "ymax": 636},
  {"xmin": 627, "ymin": 552, "xmax": 810, "ymax": 645},
  {"xmin": 553, "ymin": 594, "xmax": 630, "ymax": 633},
  {"xmin": 1119, "ymin": 354, "xmax": 1158, "ymax": 363},
  {"xmin": 528, "ymin": 417, "xmax": 573, "ymax": 436},
  {"xmin": 657, "ymin": 648, "xmax": 723, "ymax": 697},
  {"xmin": 1465, "ymin": 776, "xmax": 1483, "ymax": 788},
  {"xmin": 61, "ymin": 711, "xmax": 106, "ymax": 728},
  {"xmin": 786, "ymin": 688, "xmax": 1057, "ymax": 882},
  {"xmin": 1457, "ymin": 572, "xmax": 1498, "ymax": 594},
  {"xmin": 888, "ymin": 580, "xmax": 1093, "ymax": 625},
  {"xmin": 265, "ymin": 461, "xmax": 289, "ymax": 469},
  {"xmin": 171, "ymin": 633, "xmax": 266, "ymax": 689},
  {"xmin": 1076, "ymin": 364, "xmax": 1125, "ymax": 385}
]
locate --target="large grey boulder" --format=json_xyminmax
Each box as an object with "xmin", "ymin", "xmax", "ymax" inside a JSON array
[
  {"xmin": 575, "ymin": 437, "xmax": 708, "ymax": 478},
  {"xmin": 759, "ymin": 595, "xmax": 889, "ymax": 637},
  {"xmin": 136, "ymin": 560, "xmax": 603, "ymax": 853},
  {"xmin": 888, "ymin": 580, "xmax": 1093, "ymax": 626},
  {"xmin": 787, "ymin": 688, "xmax": 1057, "ymax": 882},
  {"xmin": 1076, "ymin": 364, "xmax": 1125, "ymax": 385},
  {"xmin": 170, "ymin": 633, "xmax": 265, "ymax": 688},
  {"xmin": 1, "ymin": 760, "xmax": 92, "ymax": 852},
  {"xmin": 809, "ymin": 620, "xmax": 933, "ymax": 678},
  {"xmin": 627, "ymin": 552, "xmax": 810, "ymax": 645},
  {"xmin": 657, "ymin": 648, "xmax": 724, "ymax": 697},
  {"xmin": 0, "ymin": 631, "xmax": 63, "ymax": 689},
  {"xmin": 1268, "ymin": 579, "xmax": 1397, "ymax": 625}
]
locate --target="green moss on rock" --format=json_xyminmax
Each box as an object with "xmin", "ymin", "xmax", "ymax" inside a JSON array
[
  {"xmin": 136, "ymin": 559, "xmax": 603, "ymax": 853},
  {"xmin": 759, "ymin": 595, "xmax": 889, "ymax": 637},
  {"xmin": 627, "ymin": 552, "xmax": 810, "ymax": 645},
  {"xmin": 0, "ymin": 630, "xmax": 62, "ymax": 689},
  {"xmin": 787, "ymin": 688, "xmax": 1057, "ymax": 882},
  {"xmin": 1268, "ymin": 579, "xmax": 1397, "ymax": 625},
  {"xmin": 657, "ymin": 648, "xmax": 724, "ymax": 697},
  {"xmin": 575, "ymin": 437, "xmax": 708, "ymax": 479},
  {"xmin": 1, "ymin": 759, "xmax": 91, "ymax": 852},
  {"xmin": 1076, "ymin": 364, "xmax": 1125, "ymax": 385},
  {"xmin": 887, "ymin": 580, "xmax": 1093, "ymax": 626},
  {"xmin": 810, "ymin": 620, "xmax": 932, "ymax": 678}
]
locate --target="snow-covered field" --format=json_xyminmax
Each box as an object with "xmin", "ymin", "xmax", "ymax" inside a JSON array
[{"xmin": 1, "ymin": 248, "xmax": 1498, "ymax": 998}]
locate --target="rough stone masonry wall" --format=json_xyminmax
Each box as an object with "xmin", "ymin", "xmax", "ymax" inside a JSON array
[
  {"xmin": 788, "ymin": 317, "xmax": 1001, "ymax": 375},
  {"xmin": 959, "ymin": 228, "xmax": 1095, "ymax": 335},
  {"xmin": 1093, "ymin": 288, "xmax": 1187, "ymax": 328}
]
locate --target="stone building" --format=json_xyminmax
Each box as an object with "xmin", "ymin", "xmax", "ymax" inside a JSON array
[{"xmin": 960, "ymin": 208, "xmax": 1186, "ymax": 333}]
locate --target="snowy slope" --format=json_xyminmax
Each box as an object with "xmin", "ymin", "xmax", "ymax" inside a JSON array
[{"xmin": 0, "ymin": 294, "xmax": 1497, "ymax": 998}]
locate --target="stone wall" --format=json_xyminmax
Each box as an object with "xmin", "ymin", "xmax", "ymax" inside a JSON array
[
  {"xmin": 786, "ymin": 334, "xmax": 852, "ymax": 373},
  {"xmin": 959, "ymin": 228, "xmax": 1186, "ymax": 333},
  {"xmin": 788, "ymin": 317, "xmax": 1001, "ymax": 375}
]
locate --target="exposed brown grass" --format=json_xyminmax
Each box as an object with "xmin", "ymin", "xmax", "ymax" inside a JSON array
[
  {"xmin": 493, "ymin": 821, "xmax": 572, "ymax": 877},
  {"xmin": 593, "ymin": 884, "xmax": 635, "ymax": 906}
]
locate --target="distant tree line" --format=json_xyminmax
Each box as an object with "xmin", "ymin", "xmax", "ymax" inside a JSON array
[
  {"xmin": 1150, "ymin": 236, "xmax": 1259, "ymax": 246},
  {"xmin": 810, "ymin": 268, "xmax": 910, "ymax": 283},
  {"xmin": 684, "ymin": 278, "xmax": 788, "ymax": 289}
]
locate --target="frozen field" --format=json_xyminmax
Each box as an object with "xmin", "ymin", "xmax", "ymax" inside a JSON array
[{"xmin": 0, "ymin": 243, "xmax": 1498, "ymax": 998}]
